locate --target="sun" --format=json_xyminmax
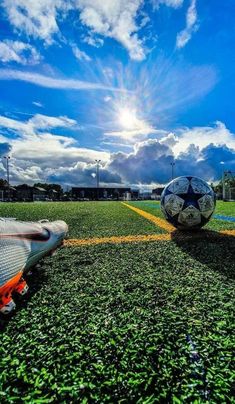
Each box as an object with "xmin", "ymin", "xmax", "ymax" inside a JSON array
[{"xmin": 118, "ymin": 107, "xmax": 139, "ymax": 130}]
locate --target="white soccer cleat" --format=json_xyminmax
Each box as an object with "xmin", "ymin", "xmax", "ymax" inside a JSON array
[{"xmin": 0, "ymin": 218, "xmax": 68, "ymax": 314}]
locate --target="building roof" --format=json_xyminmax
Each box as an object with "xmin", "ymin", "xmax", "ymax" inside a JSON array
[
  {"xmin": 72, "ymin": 186, "xmax": 131, "ymax": 190},
  {"xmin": 34, "ymin": 187, "xmax": 46, "ymax": 192},
  {"xmin": 152, "ymin": 187, "xmax": 164, "ymax": 193}
]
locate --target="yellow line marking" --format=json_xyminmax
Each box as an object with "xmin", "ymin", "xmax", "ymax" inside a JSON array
[
  {"xmin": 65, "ymin": 233, "xmax": 171, "ymax": 247},
  {"xmin": 64, "ymin": 228, "xmax": 235, "ymax": 247},
  {"xmin": 220, "ymin": 229, "xmax": 235, "ymax": 237},
  {"xmin": 121, "ymin": 202, "xmax": 175, "ymax": 233},
  {"xmin": 64, "ymin": 204, "xmax": 235, "ymax": 247},
  {"xmin": 64, "ymin": 229, "xmax": 235, "ymax": 247}
]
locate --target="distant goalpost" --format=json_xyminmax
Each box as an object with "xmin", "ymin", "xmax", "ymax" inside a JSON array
[{"xmin": 223, "ymin": 170, "xmax": 235, "ymax": 201}]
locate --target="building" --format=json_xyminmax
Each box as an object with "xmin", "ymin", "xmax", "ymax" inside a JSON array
[
  {"xmin": 0, "ymin": 186, "xmax": 16, "ymax": 201},
  {"xmin": 131, "ymin": 190, "xmax": 140, "ymax": 200},
  {"xmin": 72, "ymin": 187, "xmax": 132, "ymax": 200},
  {"xmin": 15, "ymin": 184, "xmax": 32, "ymax": 201},
  {"xmin": 15, "ymin": 185, "xmax": 47, "ymax": 202},
  {"xmin": 33, "ymin": 187, "xmax": 47, "ymax": 201},
  {"xmin": 48, "ymin": 189, "xmax": 59, "ymax": 201},
  {"xmin": 123, "ymin": 191, "xmax": 132, "ymax": 201},
  {"xmin": 151, "ymin": 187, "xmax": 164, "ymax": 200},
  {"xmin": 140, "ymin": 191, "xmax": 152, "ymax": 200}
]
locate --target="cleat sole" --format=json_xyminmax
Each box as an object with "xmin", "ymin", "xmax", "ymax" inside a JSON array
[
  {"xmin": 0, "ymin": 271, "xmax": 23, "ymax": 314},
  {"xmin": 14, "ymin": 279, "xmax": 29, "ymax": 296},
  {"xmin": 0, "ymin": 298, "xmax": 16, "ymax": 315}
]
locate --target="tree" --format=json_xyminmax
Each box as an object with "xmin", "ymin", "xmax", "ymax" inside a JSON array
[
  {"xmin": 33, "ymin": 183, "xmax": 63, "ymax": 200},
  {"xmin": 0, "ymin": 178, "xmax": 8, "ymax": 187}
]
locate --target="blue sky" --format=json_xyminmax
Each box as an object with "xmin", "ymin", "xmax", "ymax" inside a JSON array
[{"xmin": 0, "ymin": 0, "xmax": 235, "ymax": 188}]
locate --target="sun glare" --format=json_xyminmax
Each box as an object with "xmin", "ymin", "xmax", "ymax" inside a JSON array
[{"xmin": 118, "ymin": 107, "xmax": 139, "ymax": 130}]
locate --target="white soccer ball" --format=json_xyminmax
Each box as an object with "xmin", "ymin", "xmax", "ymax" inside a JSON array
[{"xmin": 161, "ymin": 176, "xmax": 216, "ymax": 230}]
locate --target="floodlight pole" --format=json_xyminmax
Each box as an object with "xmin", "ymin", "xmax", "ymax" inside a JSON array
[
  {"xmin": 171, "ymin": 161, "xmax": 175, "ymax": 180},
  {"xmin": 95, "ymin": 159, "xmax": 101, "ymax": 200},
  {"xmin": 220, "ymin": 161, "xmax": 225, "ymax": 201},
  {"xmin": 4, "ymin": 156, "xmax": 10, "ymax": 201},
  {"xmin": 222, "ymin": 170, "xmax": 226, "ymax": 201}
]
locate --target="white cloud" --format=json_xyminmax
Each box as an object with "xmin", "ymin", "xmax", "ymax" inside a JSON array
[
  {"xmin": 2, "ymin": 0, "xmax": 147, "ymax": 61},
  {"xmin": 0, "ymin": 113, "xmax": 109, "ymax": 184},
  {"xmin": 32, "ymin": 101, "xmax": 44, "ymax": 108},
  {"xmin": 108, "ymin": 129, "xmax": 235, "ymax": 185},
  {"xmin": 152, "ymin": 0, "xmax": 184, "ymax": 9},
  {"xmin": 83, "ymin": 35, "xmax": 104, "ymax": 48},
  {"xmin": 29, "ymin": 114, "xmax": 76, "ymax": 131},
  {"xmin": 176, "ymin": 0, "xmax": 198, "ymax": 48},
  {"xmin": 174, "ymin": 121, "xmax": 235, "ymax": 155},
  {"xmin": 104, "ymin": 96, "xmax": 112, "ymax": 103},
  {"xmin": 76, "ymin": 0, "xmax": 146, "ymax": 61},
  {"xmin": 1, "ymin": 114, "xmax": 235, "ymax": 186},
  {"xmin": 71, "ymin": 43, "xmax": 91, "ymax": 61},
  {"xmin": 0, "ymin": 113, "xmax": 76, "ymax": 137},
  {"xmin": 12, "ymin": 135, "xmax": 108, "ymax": 167},
  {"xmin": 1, "ymin": 0, "xmax": 200, "ymax": 61},
  {"xmin": 2, "ymin": 0, "xmax": 66, "ymax": 44},
  {"xmin": 0, "ymin": 40, "xmax": 41, "ymax": 65},
  {"xmin": 160, "ymin": 132, "xmax": 178, "ymax": 148},
  {"xmin": 0, "ymin": 69, "xmax": 128, "ymax": 92},
  {"xmin": 104, "ymin": 125, "xmax": 159, "ymax": 143}
]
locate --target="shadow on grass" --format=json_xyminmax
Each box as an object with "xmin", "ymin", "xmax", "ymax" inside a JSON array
[{"xmin": 171, "ymin": 229, "xmax": 235, "ymax": 279}]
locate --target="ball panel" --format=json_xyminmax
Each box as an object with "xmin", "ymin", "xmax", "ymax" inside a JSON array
[
  {"xmin": 168, "ymin": 177, "xmax": 190, "ymax": 194},
  {"xmin": 178, "ymin": 205, "xmax": 201, "ymax": 227},
  {"xmin": 190, "ymin": 177, "xmax": 211, "ymax": 194},
  {"xmin": 164, "ymin": 194, "xmax": 185, "ymax": 216},
  {"xmin": 160, "ymin": 204, "xmax": 168, "ymax": 219},
  {"xmin": 198, "ymin": 194, "xmax": 215, "ymax": 218}
]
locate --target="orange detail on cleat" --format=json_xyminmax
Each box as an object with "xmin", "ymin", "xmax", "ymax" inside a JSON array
[
  {"xmin": 14, "ymin": 278, "xmax": 29, "ymax": 296},
  {"xmin": 0, "ymin": 298, "xmax": 16, "ymax": 315},
  {"xmin": 0, "ymin": 271, "xmax": 22, "ymax": 314}
]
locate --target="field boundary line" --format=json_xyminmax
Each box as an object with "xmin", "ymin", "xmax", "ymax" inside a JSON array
[
  {"xmin": 64, "ymin": 229, "xmax": 235, "ymax": 247},
  {"xmin": 121, "ymin": 202, "xmax": 175, "ymax": 233},
  {"xmin": 65, "ymin": 234, "xmax": 171, "ymax": 247},
  {"xmin": 220, "ymin": 229, "xmax": 235, "ymax": 236}
]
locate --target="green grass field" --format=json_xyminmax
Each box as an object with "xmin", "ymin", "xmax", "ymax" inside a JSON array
[{"xmin": 0, "ymin": 201, "xmax": 234, "ymax": 403}]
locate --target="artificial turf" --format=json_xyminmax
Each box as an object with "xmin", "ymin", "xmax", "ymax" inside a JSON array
[
  {"xmin": 0, "ymin": 201, "xmax": 234, "ymax": 403},
  {"xmin": 129, "ymin": 201, "xmax": 235, "ymax": 232},
  {"xmin": 0, "ymin": 202, "xmax": 165, "ymax": 238}
]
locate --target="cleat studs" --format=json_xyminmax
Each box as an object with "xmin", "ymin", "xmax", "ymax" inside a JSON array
[
  {"xmin": 18, "ymin": 284, "xmax": 29, "ymax": 296},
  {"xmin": 0, "ymin": 298, "xmax": 16, "ymax": 315},
  {"xmin": 14, "ymin": 279, "xmax": 29, "ymax": 296}
]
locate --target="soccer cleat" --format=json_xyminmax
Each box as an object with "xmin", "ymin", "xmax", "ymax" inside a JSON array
[
  {"xmin": 14, "ymin": 278, "xmax": 29, "ymax": 296},
  {"xmin": 0, "ymin": 298, "xmax": 16, "ymax": 315},
  {"xmin": 0, "ymin": 218, "xmax": 68, "ymax": 314}
]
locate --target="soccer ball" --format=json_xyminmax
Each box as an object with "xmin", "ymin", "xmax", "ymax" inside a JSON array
[{"xmin": 161, "ymin": 176, "xmax": 216, "ymax": 230}]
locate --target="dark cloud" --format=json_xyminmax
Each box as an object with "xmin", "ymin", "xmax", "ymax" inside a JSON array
[
  {"xmin": 176, "ymin": 143, "xmax": 235, "ymax": 181},
  {"xmin": 201, "ymin": 143, "xmax": 235, "ymax": 165},
  {"xmin": 48, "ymin": 162, "xmax": 122, "ymax": 187},
  {"xmin": 1, "ymin": 135, "xmax": 235, "ymax": 187},
  {"xmin": 108, "ymin": 139, "xmax": 235, "ymax": 185},
  {"xmin": 109, "ymin": 139, "xmax": 173, "ymax": 183}
]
